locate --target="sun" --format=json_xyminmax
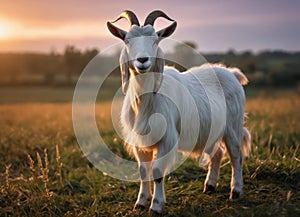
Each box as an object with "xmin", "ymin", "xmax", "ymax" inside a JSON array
[
  {"xmin": 0, "ymin": 19, "xmax": 17, "ymax": 40},
  {"xmin": 0, "ymin": 26, "xmax": 5, "ymax": 39},
  {"xmin": 0, "ymin": 22, "xmax": 9, "ymax": 39}
]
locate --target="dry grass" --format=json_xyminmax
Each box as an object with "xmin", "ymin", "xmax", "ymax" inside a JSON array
[{"xmin": 0, "ymin": 93, "xmax": 299, "ymax": 216}]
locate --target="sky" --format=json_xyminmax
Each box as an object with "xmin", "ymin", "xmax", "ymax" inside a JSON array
[{"xmin": 0, "ymin": 0, "xmax": 299, "ymax": 53}]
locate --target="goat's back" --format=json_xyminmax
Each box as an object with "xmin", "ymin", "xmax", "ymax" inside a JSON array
[{"xmin": 162, "ymin": 64, "xmax": 247, "ymax": 157}]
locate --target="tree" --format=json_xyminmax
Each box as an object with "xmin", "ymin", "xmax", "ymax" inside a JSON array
[{"xmin": 63, "ymin": 45, "xmax": 82, "ymax": 82}]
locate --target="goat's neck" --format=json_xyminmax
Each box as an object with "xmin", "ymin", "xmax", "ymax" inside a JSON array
[
  {"xmin": 127, "ymin": 69, "xmax": 156, "ymax": 113},
  {"xmin": 126, "ymin": 79, "xmax": 156, "ymax": 135},
  {"xmin": 128, "ymin": 82, "xmax": 155, "ymax": 116}
]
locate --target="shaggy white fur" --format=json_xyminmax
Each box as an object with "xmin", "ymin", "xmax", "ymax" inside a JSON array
[{"xmin": 107, "ymin": 10, "xmax": 251, "ymax": 214}]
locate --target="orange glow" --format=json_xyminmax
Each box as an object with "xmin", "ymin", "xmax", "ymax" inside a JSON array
[
  {"xmin": 0, "ymin": 19, "xmax": 20, "ymax": 40},
  {"xmin": 0, "ymin": 22, "xmax": 8, "ymax": 39},
  {"xmin": 0, "ymin": 18, "xmax": 107, "ymax": 41}
]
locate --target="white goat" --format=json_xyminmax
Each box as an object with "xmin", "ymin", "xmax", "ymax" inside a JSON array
[{"xmin": 107, "ymin": 10, "xmax": 251, "ymax": 214}]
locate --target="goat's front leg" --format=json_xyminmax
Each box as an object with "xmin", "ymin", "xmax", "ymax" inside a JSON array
[
  {"xmin": 134, "ymin": 149, "xmax": 153, "ymax": 209},
  {"xmin": 150, "ymin": 142, "xmax": 177, "ymax": 214}
]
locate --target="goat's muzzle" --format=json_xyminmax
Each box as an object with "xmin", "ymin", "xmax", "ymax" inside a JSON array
[{"xmin": 134, "ymin": 57, "xmax": 152, "ymax": 73}]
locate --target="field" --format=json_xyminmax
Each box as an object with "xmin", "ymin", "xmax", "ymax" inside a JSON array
[{"xmin": 0, "ymin": 87, "xmax": 300, "ymax": 217}]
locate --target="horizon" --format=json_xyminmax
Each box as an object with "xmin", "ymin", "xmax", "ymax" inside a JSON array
[
  {"xmin": 0, "ymin": 1, "xmax": 300, "ymax": 53},
  {"xmin": 1, "ymin": 46, "xmax": 299, "ymax": 56}
]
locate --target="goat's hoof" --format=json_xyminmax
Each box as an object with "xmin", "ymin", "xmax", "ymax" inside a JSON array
[
  {"xmin": 149, "ymin": 209, "xmax": 162, "ymax": 217},
  {"xmin": 134, "ymin": 203, "xmax": 146, "ymax": 210},
  {"xmin": 230, "ymin": 190, "xmax": 242, "ymax": 200},
  {"xmin": 203, "ymin": 184, "xmax": 216, "ymax": 194}
]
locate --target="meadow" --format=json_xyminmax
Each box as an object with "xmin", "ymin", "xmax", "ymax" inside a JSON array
[{"xmin": 0, "ymin": 87, "xmax": 299, "ymax": 217}]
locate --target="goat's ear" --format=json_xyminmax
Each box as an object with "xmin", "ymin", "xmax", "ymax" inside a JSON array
[
  {"xmin": 120, "ymin": 49, "xmax": 130, "ymax": 94},
  {"xmin": 156, "ymin": 21, "xmax": 177, "ymax": 39},
  {"xmin": 107, "ymin": 22, "xmax": 127, "ymax": 40}
]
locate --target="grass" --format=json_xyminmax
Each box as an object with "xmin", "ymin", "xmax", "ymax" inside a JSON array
[{"xmin": 0, "ymin": 90, "xmax": 299, "ymax": 216}]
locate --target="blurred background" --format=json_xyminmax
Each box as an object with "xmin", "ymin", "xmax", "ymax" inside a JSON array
[
  {"xmin": 0, "ymin": 2, "xmax": 300, "ymax": 216},
  {"xmin": 0, "ymin": 0, "xmax": 299, "ymax": 102}
]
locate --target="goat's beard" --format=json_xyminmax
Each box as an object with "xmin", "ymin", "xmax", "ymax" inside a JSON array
[{"xmin": 129, "ymin": 71, "xmax": 163, "ymax": 96}]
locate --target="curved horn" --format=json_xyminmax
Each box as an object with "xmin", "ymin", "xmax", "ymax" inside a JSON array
[
  {"xmin": 144, "ymin": 10, "xmax": 174, "ymax": 26},
  {"xmin": 111, "ymin": 10, "xmax": 140, "ymax": 26}
]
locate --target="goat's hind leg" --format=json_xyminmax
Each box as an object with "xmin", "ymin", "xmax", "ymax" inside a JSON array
[
  {"xmin": 225, "ymin": 130, "xmax": 244, "ymax": 199},
  {"xmin": 134, "ymin": 149, "xmax": 153, "ymax": 209},
  {"xmin": 203, "ymin": 144, "xmax": 224, "ymax": 194}
]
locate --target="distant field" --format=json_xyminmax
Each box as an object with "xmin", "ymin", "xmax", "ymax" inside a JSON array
[
  {"xmin": 0, "ymin": 76, "xmax": 122, "ymax": 104},
  {"xmin": 0, "ymin": 90, "xmax": 299, "ymax": 216},
  {"xmin": 0, "ymin": 79, "xmax": 298, "ymax": 104}
]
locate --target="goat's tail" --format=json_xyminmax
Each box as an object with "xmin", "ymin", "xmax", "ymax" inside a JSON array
[
  {"xmin": 230, "ymin": 67, "xmax": 249, "ymax": 86},
  {"xmin": 242, "ymin": 127, "xmax": 251, "ymax": 158}
]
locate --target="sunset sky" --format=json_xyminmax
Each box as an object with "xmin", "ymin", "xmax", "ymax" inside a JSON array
[{"xmin": 0, "ymin": 0, "xmax": 299, "ymax": 53}]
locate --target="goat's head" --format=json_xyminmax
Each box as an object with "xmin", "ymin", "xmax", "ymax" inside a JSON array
[{"xmin": 107, "ymin": 10, "xmax": 177, "ymax": 94}]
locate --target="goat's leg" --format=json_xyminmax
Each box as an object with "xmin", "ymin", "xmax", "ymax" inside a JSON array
[
  {"xmin": 150, "ymin": 142, "xmax": 177, "ymax": 214},
  {"xmin": 134, "ymin": 149, "xmax": 153, "ymax": 209},
  {"xmin": 203, "ymin": 145, "xmax": 224, "ymax": 194},
  {"xmin": 225, "ymin": 131, "xmax": 243, "ymax": 199}
]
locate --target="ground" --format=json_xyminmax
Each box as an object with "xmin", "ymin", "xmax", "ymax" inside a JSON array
[{"xmin": 0, "ymin": 88, "xmax": 299, "ymax": 216}]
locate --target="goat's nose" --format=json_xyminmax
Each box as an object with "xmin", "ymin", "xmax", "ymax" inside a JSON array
[{"xmin": 137, "ymin": 57, "xmax": 149, "ymax": 64}]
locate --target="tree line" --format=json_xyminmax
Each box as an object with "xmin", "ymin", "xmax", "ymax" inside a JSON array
[{"xmin": 0, "ymin": 43, "xmax": 299, "ymax": 87}]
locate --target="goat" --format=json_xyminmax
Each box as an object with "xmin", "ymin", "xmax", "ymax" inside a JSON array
[{"xmin": 107, "ymin": 10, "xmax": 251, "ymax": 214}]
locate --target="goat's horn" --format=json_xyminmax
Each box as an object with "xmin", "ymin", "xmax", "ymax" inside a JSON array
[
  {"xmin": 111, "ymin": 10, "xmax": 140, "ymax": 26},
  {"xmin": 144, "ymin": 10, "xmax": 174, "ymax": 26}
]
